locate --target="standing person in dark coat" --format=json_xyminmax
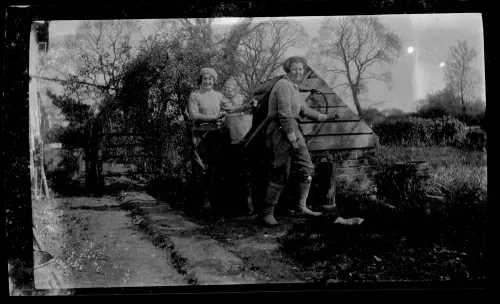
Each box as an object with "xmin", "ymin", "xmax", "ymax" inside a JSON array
[{"xmin": 262, "ymin": 56, "xmax": 337, "ymax": 226}]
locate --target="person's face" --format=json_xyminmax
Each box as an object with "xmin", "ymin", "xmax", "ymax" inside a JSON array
[
  {"xmin": 288, "ymin": 62, "xmax": 304, "ymax": 84},
  {"xmin": 201, "ymin": 74, "xmax": 214, "ymax": 90}
]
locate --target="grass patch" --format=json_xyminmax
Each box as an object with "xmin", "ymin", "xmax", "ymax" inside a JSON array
[{"xmin": 278, "ymin": 145, "xmax": 487, "ymax": 282}]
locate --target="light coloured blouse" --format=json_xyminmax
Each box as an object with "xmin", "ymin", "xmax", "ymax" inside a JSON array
[{"xmin": 188, "ymin": 89, "xmax": 248, "ymax": 123}]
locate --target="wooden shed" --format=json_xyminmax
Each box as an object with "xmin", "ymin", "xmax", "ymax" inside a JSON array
[{"xmin": 240, "ymin": 66, "xmax": 378, "ymax": 212}]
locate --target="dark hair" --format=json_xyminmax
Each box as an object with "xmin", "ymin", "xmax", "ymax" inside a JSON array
[{"xmin": 283, "ymin": 56, "xmax": 307, "ymax": 73}]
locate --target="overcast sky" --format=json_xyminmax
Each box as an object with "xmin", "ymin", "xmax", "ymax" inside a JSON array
[{"xmin": 49, "ymin": 14, "xmax": 484, "ymax": 112}]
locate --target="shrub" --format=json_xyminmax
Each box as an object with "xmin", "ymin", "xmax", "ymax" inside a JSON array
[
  {"xmin": 432, "ymin": 116, "xmax": 466, "ymax": 146},
  {"xmin": 44, "ymin": 148, "xmax": 85, "ymax": 195},
  {"xmin": 456, "ymin": 129, "xmax": 487, "ymax": 151},
  {"xmin": 372, "ymin": 116, "xmax": 434, "ymax": 146},
  {"xmin": 431, "ymin": 164, "xmax": 487, "ymax": 249},
  {"xmin": 373, "ymin": 115, "xmax": 470, "ymax": 147}
]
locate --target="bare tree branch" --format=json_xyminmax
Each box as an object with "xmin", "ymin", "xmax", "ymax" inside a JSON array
[
  {"xmin": 308, "ymin": 16, "xmax": 402, "ymax": 117},
  {"xmin": 231, "ymin": 19, "xmax": 309, "ymax": 98},
  {"xmin": 443, "ymin": 40, "xmax": 481, "ymax": 113}
]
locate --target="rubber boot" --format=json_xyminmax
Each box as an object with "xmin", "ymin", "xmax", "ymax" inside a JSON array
[
  {"xmin": 262, "ymin": 182, "xmax": 282, "ymax": 226},
  {"xmin": 296, "ymin": 182, "xmax": 322, "ymax": 217}
]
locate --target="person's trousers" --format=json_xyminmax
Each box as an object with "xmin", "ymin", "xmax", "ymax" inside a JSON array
[
  {"xmin": 191, "ymin": 128, "xmax": 224, "ymax": 208},
  {"xmin": 267, "ymin": 130, "xmax": 315, "ymax": 188}
]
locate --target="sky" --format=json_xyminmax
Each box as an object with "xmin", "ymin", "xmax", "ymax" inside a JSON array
[{"xmin": 49, "ymin": 14, "xmax": 485, "ymax": 113}]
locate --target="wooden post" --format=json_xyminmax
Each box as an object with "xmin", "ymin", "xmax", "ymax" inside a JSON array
[
  {"xmin": 39, "ymin": 142, "xmax": 50, "ymax": 199},
  {"xmin": 322, "ymin": 161, "xmax": 337, "ymax": 209},
  {"xmin": 30, "ymin": 141, "xmax": 38, "ymax": 198},
  {"xmin": 86, "ymin": 119, "xmax": 98, "ymax": 194},
  {"xmin": 309, "ymin": 161, "xmax": 336, "ymax": 210},
  {"xmin": 88, "ymin": 118, "xmax": 104, "ymax": 195},
  {"xmin": 95, "ymin": 120, "xmax": 104, "ymax": 192},
  {"xmin": 85, "ymin": 138, "xmax": 91, "ymax": 192}
]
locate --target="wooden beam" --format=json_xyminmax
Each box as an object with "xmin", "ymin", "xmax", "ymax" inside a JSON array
[
  {"xmin": 300, "ymin": 120, "xmax": 373, "ymax": 136},
  {"xmin": 306, "ymin": 134, "xmax": 376, "ymax": 151}
]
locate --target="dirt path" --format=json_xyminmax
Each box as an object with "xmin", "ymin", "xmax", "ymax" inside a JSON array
[
  {"xmin": 33, "ymin": 195, "xmax": 187, "ymax": 290},
  {"xmin": 33, "ymin": 188, "xmax": 312, "ymax": 291}
]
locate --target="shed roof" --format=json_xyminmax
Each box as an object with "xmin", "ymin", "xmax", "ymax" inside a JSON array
[{"xmin": 242, "ymin": 66, "xmax": 377, "ymax": 152}]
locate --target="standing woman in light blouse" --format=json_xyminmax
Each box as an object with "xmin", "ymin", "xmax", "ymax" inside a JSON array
[{"xmin": 188, "ymin": 67, "xmax": 256, "ymax": 212}]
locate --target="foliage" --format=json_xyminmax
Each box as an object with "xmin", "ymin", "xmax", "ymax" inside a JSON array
[
  {"xmin": 278, "ymin": 145, "xmax": 486, "ymax": 280},
  {"xmin": 416, "ymin": 87, "xmax": 461, "ymax": 118},
  {"xmin": 371, "ymin": 145, "xmax": 487, "ymax": 247},
  {"xmin": 47, "ymin": 90, "xmax": 93, "ymax": 148},
  {"xmin": 118, "ymin": 38, "xmax": 213, "ymax": 126},
  {"xmin": 431, "ymin": 116, "xmax": 466, "ymax": 146},
  {"xmin": 308, "ymin": 16, "xmax": 403, "ymax": 117},
  {"xmin": 456, "ymin": 129, "xmax": 487, "ymax": 151},
  {"xmin": 415, "ymin": 87, "xmax": 485, "ymax": 127},
  {"xmin": 372, "ymin": 114, "xmax": 478, "ymax": 148},
  {"xmin": 372, "ymin": 115, "xmax": 435, "ymax": 146},
  {"xmin": 362, "ymin": 107, "xmax": 386, "ymax": 127},
  {"xmin": 113, "ymin": 38, "xmax": 218, "ymax": 179}
]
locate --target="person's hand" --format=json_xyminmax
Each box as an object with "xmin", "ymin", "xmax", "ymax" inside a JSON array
[
  {"xmin": 327, "ymin": 112, "xmax": 339, "ymax": 120},
  {"xmin": 290, "ymin": 140, "xmax": 300, "ymax": 149},
  {"xmin": 215, "ymin": 112, "xmax": 225, "ymax": 121},
  {"xmin": 245, "ymin": 98, "xmax": 258, "ymax": 110},
  {"xmin": 317, "ymin": 113, "xmax": 327, "ymax": 121}
]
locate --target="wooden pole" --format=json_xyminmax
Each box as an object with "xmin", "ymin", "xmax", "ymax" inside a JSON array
[
  {"xmin": 323, "ymin": 161, "xmax": 337, "ymax": 209},
  {"xmin": 40, "ymin": 142, "xmax": 50, "ymax": 199}
]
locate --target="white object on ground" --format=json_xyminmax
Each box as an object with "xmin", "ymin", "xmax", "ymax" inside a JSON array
[{"xmin": 334, "ymin": 217, "xmax": 364, "ymax": 225}]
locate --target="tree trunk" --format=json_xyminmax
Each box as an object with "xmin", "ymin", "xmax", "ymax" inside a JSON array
[
  {"xmin": 461, "ymin": 92, "xmax": 466, "ymax": 114},
  {"xmin": 352, "ymin": 91, "xmax": 364, "ymax": 118}
]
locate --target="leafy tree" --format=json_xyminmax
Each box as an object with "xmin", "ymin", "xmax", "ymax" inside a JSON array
[
  {"xmin": 308, "ymin": 16, "xmax": 403, "ymax": 118},
  {"xmin": 46, "ymin": 90, "xmax": 93, "ymax": 148},
  {"xmin": 118, "ymin": 38, "xmax": 215, "ymax": 126},
  {"xmin": 443, "ymin": 40, "xmax": 481, "ymax": 114}
]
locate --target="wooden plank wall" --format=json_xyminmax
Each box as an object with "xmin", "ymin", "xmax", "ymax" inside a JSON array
[{"xmin": 300, "ymin": 76, "xmax": 378, "ymax": 195}]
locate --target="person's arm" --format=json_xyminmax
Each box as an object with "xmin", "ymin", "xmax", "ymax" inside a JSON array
[
  {"xmin": 220, "ymin": 93, "xmax": 252, "ymax": 114},
  {"xmin": 274, "ymin": 82, "xmax": 297, "ymax": 143},
  {"xmin": 300, "ymin": 103, "xmax": 327, "ymax": 121},
  {"xmin": 188, "ymin": 93, "xmax": 216, "ymax": 123},
  {"xmin": 300, "ymin": 102, "xmax": 339, "ymax": 121}
]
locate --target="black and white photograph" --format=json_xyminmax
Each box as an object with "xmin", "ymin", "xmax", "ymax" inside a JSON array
[{"xmin": 4, "ymin": 1, "xmax": 491, "ymax": 298}]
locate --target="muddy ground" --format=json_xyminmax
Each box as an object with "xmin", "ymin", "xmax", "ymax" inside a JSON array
[{"xmin": 29, "ymin": 173, "xmax": 487, "ymax": 295}]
